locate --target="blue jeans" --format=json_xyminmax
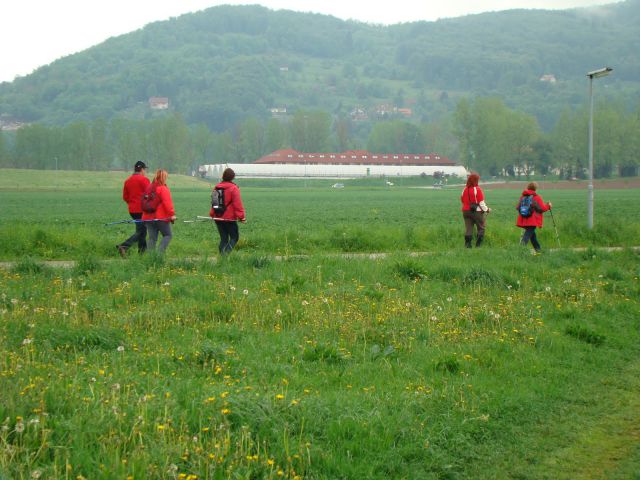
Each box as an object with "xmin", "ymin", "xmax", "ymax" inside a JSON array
[
  {"xmin": 521, "ymin": 226, "xmax": 541, "ymax": 251},
  {"xmin": 215, "ymin": 221, "xmax": 239, "ymax": 254}
]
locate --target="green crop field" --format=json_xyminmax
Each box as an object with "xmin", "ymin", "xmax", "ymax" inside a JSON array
[{"xmin": 1, "ymin": 170, "xmax": 639, "ymax": 479}]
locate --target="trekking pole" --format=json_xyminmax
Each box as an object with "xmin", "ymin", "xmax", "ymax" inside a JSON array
[
  {"xmin": 104, "ymin": 217, "xmax": 172, "ymax": 226},
  {"xmin": 104, "ymin": 219, "xmax": 136, "ymax": 226},
  {"xmin": 197, "ymin": 215, "xmax": 228, "ymax": 221},
  {"xmin": 549, "ymin": 208, "xmax": 561, "ymax": 248},
  {"xmin": 183, "ymin": 216, "xmax": 215, "ymax": 223}
]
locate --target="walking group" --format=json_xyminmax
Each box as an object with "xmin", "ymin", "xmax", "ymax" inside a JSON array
[
  {"xmin": 116, "ymin": 162, "xmax": 246, "ymax": 257},
  {"xmin": 461, "ymin": 172, "xmax": 553, "ymax": 253},
  {"xmin": 116, "ymin": 162, "xmax": 552, "ymax": 257}
]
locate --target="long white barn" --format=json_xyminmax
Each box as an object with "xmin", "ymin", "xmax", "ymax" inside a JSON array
[{"xmin": 200, "ymin": 149, "xmax": 468, "ymax": 179}]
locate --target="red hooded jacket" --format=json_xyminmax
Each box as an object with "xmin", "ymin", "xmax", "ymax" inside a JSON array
[
  {"xmin": 209, "ymin": 181, "xmax": 246, "ymax": 221},
  {"xmin": 516, "ymin": 189, "xmax": 550, "ymax": 228},
  {"xmin": 141, "ymin": 183, "xmax": 175, "ymax": 222},
  {"xmin": 122, "ymin": 173, "xmax": 150, "ymax": 214}
]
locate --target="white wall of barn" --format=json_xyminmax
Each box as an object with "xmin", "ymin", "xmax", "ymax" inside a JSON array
[{"xmin": 199, "ymin": 163, "xmax": 468, "ymax": 179}]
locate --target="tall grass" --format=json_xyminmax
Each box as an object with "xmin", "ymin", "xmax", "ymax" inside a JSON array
[
  {"xmin": 1, "ymin": 246, "xmax": 639, "ymax": 478},
  {"xmin": 1, "ymin": 174, "xmax": 639, "ymax": 260},
  {"xmin": 1, "ymin": 171, "xmax": 639, "ymax": 478}
]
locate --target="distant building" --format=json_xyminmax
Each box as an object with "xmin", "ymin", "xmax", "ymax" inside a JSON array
[
  {"xmin": 149, "ymin": 97, "xmax": 169, "ymax": 109},
  {"xmin": 539, "ymin": 74, "xmax": 557, "ymax": 83},
  {"xmin": 374, "ymin": 104, "xmax": 411, "ymax": 119},
  {"xmin": 270, "ymin": 107, "xmax": 288, "ymax": 118},
  {"xmin": 350, "ymin": 107, "xmax": 368, "ymax": 121},
  {"xmin": 0, "ymin": 120, "xmax": 26, "ymax": 131},
  {"xmin": 199, "ymin": 149, "xmax": 467, "ymax": 178}
]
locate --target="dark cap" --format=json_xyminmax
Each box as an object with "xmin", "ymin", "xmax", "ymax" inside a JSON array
[{"xmin": 134, "ymin": 161, "xmax": 147, "ymax": 171}]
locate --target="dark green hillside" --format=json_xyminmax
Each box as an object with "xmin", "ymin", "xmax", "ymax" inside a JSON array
[{"xmin": 0, "ymin": 1, "xmax": 639, "ymax": 130}]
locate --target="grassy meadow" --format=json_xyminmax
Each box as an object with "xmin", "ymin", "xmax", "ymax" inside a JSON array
[{"xmin": 1, "ymin": 169, "xmax": 639, "ymax": 479}]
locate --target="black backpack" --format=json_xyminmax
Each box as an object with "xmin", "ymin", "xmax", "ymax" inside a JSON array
[
  {"xmin": 211, "ymin": 187, "xmax": 226, "ymax": 215},
  {"xmin": 518, "ymin": 194, "xmax": 535, "ymax": 217}
]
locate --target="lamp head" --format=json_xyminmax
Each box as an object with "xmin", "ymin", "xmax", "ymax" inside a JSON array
[{"xmin": 587, "ymin": 67, "xmax": 612, "ymax": 79}]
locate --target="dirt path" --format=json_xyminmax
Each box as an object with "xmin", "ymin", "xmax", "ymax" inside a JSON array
[
  {"xmin": 1, "ymin": 246, "xmax": 639, "ymax": 270},
  {"xmin": 480, "ymin": 177, "xmax": 640, "ymax": 190}
]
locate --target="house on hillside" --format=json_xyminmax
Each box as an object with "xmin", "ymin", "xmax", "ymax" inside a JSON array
[
  {"xmin": 149, "ymin": 97, "xmax": 169, "ymax": 109},
  {"xmin": 270, "ymin": 107, "xmax": 288, "ymax": 118}
]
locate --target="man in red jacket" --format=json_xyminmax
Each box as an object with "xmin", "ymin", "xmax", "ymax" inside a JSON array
[{"xmin": 117, "ymin": 161, "xmax": 151, "ymax": 257}]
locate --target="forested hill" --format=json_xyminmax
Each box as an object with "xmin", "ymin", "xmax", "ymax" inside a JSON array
[{"xmin": 0, "ymin": 0, "xmax": 639, "ymax": 130}]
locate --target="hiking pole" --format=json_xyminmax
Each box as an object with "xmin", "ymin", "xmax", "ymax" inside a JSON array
[
  {"xmin": 183, "ymin": 216, "xmax": 215, "ymax": 223},
  {"xmin": 104, "ymin": 219, "xmax": 136, "ymax": 226},
  {"xmin": 104, "ymin": 217, "xmax": 173, "ymax": 226},
  {"xmin": 549, "ymin": 208, "xmax": 561, "ymax": 248}
]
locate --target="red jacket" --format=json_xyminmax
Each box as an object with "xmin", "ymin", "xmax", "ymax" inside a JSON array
[
  {"xmin": 516, "ymin": 189, "xmax": 550, "ymax": 228},
  {"xmin": 460, "ymin": 186, "xmax": 485, "ymax": 211},
  {"xmin": 123, "ymin": 173, "xmax": 150, "ymax": 214},
  {"xmin": 141, "ymin": 183, "xmax": 175, "ymax": 222},
  {"xmin": 209, "ymin": 181, "xmax": 246, "ymax": 221}
]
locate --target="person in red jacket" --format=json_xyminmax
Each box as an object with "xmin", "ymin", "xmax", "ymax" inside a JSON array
[
  {"xmin": 117, "ymin": 161, "xmax": 151, "ymax": 257},
  {"xmin": 516, "ymin": 182, "xmax": 552, "ymax": 253},
  {"xmin": 210, "ymin": 168, "xmax": 246, "ymax": 255},
  {"xmin": 460, "ymin": 172, "xmax": 491, "ymax": 248},
  {"xmin": 142, "ymin": 169, "xmax": 176, "ymax": 253}
]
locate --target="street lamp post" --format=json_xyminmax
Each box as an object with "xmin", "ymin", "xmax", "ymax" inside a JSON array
[{"xmin": 586, "ymin": 67, "xmax": 612, "ymax": 229}]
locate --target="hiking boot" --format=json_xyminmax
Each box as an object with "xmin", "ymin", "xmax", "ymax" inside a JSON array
[
  {"xmin": 475, "ymin": 235, "xmax": 484, "ymax": 247},
  {"xmin": 464, "ymin": 235, "xmax": 472, "ymax": 248},
  {"xmin": 116, "ymin": 245, "xmax": 127, "ymax": 258}
]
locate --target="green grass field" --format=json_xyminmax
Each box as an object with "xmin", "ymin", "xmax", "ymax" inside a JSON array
[{"xmin": 1, "ymin": 170, "xmax": 639, "ymax": 479}]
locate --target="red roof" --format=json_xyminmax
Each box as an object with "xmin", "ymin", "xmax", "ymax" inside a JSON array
[{"xmin": 254, "ymin": 149, "xmax": 456, "ymax": 166}]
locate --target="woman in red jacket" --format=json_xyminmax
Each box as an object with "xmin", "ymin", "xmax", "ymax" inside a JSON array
[
  {"xmin": 210, "ymin": 168, "xmax": 246, "ymax": 255},
  {"xmin": 460, "ymin": 172, "xmax": 490, "ymax": 248},
  {"xmin": 142, "ymin": 169, "xmax": 176, "ymax": 253},
  {"xmin": 516, "ymin": 182, "xmax": 552, "ymax": 253}
]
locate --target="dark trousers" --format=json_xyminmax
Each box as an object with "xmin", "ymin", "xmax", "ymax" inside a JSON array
[
  {"xmin": 215, "ymin": 221, "xmax": 239, "ymax": 254},
  {"xmin": 521, "ymin": 226, "xmax": 541, "ymax": 251},
  {"xmin": 463, "ymin": 210, "xmax": 486, "ymax": 237},
  {"xmin": 147, "ymin": 221, "xmax": 173, "ymax": 253},
  {"xmin": 119, "ymin": 212, "xmax": 147, "ymax": 253}
]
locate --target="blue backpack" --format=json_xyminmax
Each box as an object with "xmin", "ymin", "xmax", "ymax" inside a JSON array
[{"xmin": 518, "ymin": 194, "xmax": 535, "ymax": 217}]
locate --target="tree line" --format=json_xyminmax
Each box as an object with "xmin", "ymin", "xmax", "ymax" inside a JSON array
[
  {"xmin": 1, "ymin": 2, "xmax": 639, "ymax": 133},
  {"xmin": 0, "ymin": 99, "xmax": 638, "ymax": 178}
]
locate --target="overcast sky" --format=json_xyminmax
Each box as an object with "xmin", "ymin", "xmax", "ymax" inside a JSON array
[{"xmin": 0, "ymin": 0, "xmax": 621, "ymax": 82}]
